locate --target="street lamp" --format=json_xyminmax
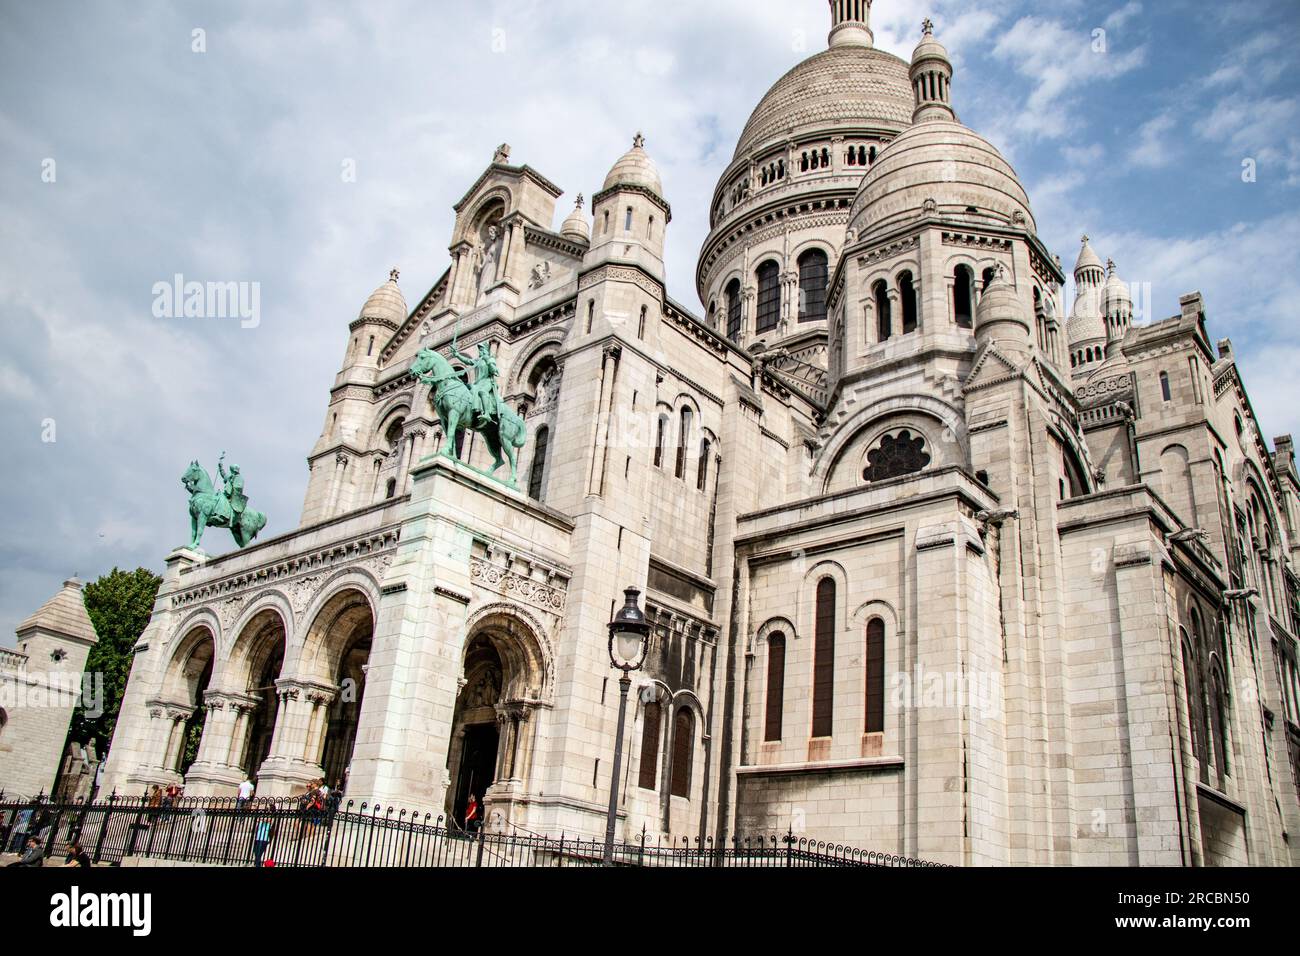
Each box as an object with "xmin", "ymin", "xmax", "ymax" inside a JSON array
[{"xmin": 603, "ymin": 586, "xmax": 650, "ymax": 864}]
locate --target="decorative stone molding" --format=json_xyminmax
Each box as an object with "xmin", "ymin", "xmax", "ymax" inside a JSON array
[
  {"xmin": 578, "ymin": 264, "xmax": 665, "ymax": 301},
  {"xmin": 470, "ymin": 558, "xmax": 567, "ymax": 613},
  {"xmin": 171, "ymin": 529, "xmax": 400, "ymax": 614}
]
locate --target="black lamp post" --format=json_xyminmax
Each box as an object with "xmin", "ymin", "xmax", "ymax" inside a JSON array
[{"xmin": 603, "ymin": 586, "xmax": 649, "ymax": 864}]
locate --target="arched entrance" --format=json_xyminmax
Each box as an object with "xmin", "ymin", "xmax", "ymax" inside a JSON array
[
  {"xmin": 448, "ymin": 637, "xmax": 503, "ymax": 827},
  {"xmin": 295, "ymin": 587, "xmax": 374, "ymax": 791},
  {"xmin": 162, "ymin": 626, "xmax": 215, "ymax": 776},
  {"xmin": 445, "ymin": 611, "xmax": 549, "ymax": 829},
  {"xmin": 229, "ymin": 609, "xmax": 287, "ymax": 781},
  {"xmin": 320, "ymin": 629, "xmax": 371, "ymax": 790}
]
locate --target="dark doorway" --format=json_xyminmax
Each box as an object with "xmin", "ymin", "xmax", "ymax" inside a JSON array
[{"xmin": 453, "ymin": 722, "xmax": 499, "ymax": 828}]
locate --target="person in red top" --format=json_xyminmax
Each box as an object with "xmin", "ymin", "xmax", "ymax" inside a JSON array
[{"xmin": 464, "ymin": 794, "xmax": 480, "ymax": 834}]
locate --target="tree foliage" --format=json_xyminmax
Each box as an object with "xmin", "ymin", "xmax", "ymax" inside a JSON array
[{"xmin": 69, "ymin": 567, "xmax": 162, "ymax": 754}]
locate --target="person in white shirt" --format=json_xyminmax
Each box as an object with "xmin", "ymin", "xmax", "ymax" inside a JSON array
[{"xmin": 237, "ymin": 778, "xmax": 255, "ymax": 808}]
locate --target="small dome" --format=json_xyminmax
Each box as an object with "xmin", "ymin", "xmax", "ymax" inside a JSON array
[
  {"xmin": 359, "ymin": 269, "xmax": 407, "ymax": 325},
  {"xmin": 1104, "ymin": 259, "xmax": 1131, "ymax": 306},
  {"xmin": 848, "ymin": 121, "xmax": 1034, "ymax": 241},
  {"xmin": 975, "ymin": 266, "xmax": 1027, "ymax": 334},
  {"xmin": 602, "ymin": 133, "xmax": 663, "ymax": 197},
  {"xmin": 1067, "ymin": 285, "xmax": 1107, "ymax": 345},
  {"xmin": 912, "ymin": 19, "xmax": 950, "ymax": 68},
  {"xmin": 560, "ymin": 194, "xmax": 590, "ymax": 242}
]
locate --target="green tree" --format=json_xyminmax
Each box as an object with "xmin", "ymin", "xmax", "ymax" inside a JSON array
[{"xmin": 69, "ymin": 566, "xmax": 162, "ymax": 755}]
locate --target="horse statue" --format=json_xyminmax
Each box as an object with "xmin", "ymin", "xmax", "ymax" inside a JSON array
[
  {"xmin": 182, "ymin": 459, "xmax": 268, "ymax": 550},
  {"xmin": 411, "ymin": 341, "xmax": 527, "ymax": 486}
]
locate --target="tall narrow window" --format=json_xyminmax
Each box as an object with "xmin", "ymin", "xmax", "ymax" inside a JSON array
[
  {"xmin": 585, "ymin": 300, "xmax": 595, "ymax": 334},
  {"xmin": 625, "ymin": 207, "xmax": 633, "ymax": 231},
  {"xmin": 755, "ymin": 260, "xmax": 781, "ymax": 333},
  {"xmin": 798, "ymin": 249, "xmax": 829, "ymax": 323},
  {"xmin": 637, "ymin": 700, "xmax": 661, "ymax": 790},
  {"xmin": 1160, "ymin": 371, "xmax": 1172, "ymax": 402},
  {"xmin": 638, "ymin": 305, "xmax": 647, "ymax": 340},
  {"xmin": 953, "ymin": 265, "xmax": 974, "ymax": 329},
  {"xmin": 726, "ymin": 278, "xmax": 742, "ymax": 343},
  {"xmin": 874, "ymin": 280, "xmax": 891, "ymax": 341},
  {"xmin": 899, "ymin": 271, "xmax": 918, "ymax": 334},
  {"xmin": 675, "ymin": 407, "xmax": 692, "ymax": 479},
  {"xmin": 865, "ymin": 618, "xmax": 885, "ymax": 734},
  {"xmin": 603, "ymin": 210, "xmax": 610, "ymax": 235},
  {"xmin": 527, "ymin": 425, "xmax": 550, "ymax": 500},
  {"xmin": 654, "ymin": 414, "xmax": 668, "ymax": 468},
  {"xmin": 813, "ymin": 578, "xmax": 836, "ymax": 738},
  {"xmin": 1209, "ymin": 665, "xmax": 1229, "ymax": 780},
  {"xmin": 1181, "ymin": 632, "xmax": 1206, "ymax": 765},
  {"xmin": 765, "ymin": 633, "xmax": 786, "ymax": 741},
  {"xmin": 670, "ymin": 707, "xmax": 694, "ymax": 797},
  {"xmin": 697, "ymin": 438, "xmax": 711, "ymax": 491}
]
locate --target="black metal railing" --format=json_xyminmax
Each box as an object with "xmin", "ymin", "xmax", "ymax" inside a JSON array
[{"xmin": 0, "ymin": 794, "xmax": 945, "ymax": 868}]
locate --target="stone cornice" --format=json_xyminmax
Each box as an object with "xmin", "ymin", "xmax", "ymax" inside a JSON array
[
  {"xmin": 591, "ymin": 182, "xmax": 672, "ymax": 222},
  {"xmin": 523, "ymin": 225, "xmax": 588, "ymax": 259}
]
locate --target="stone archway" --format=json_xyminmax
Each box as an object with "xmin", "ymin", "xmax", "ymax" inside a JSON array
[
  {"xmin": 150, "ymin": 625, "xmax": 216, "ymax": 781},
  {"xmin": 184, "ymin": 608, "xmax": 288, "ymax": 795},
  {"xmin": 445, "ymin": 610, "xmax": 549, "ymax": 830},
  {"xmin": 257, "ymin": 586, "xmax": 373, "ymax": 796}
]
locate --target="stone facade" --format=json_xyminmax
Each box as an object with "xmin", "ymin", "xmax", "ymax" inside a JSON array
[
  {"xmin": 80, "ymin": 2, "xmax": 1300, "ymax": 865},
  {"xmin": 0, "ymin": 579, "xmax": 99, "ymax": 800}
]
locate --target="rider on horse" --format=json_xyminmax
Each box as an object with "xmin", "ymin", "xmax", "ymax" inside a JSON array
[
  {"xmin": 451, "ymin": 338, "xmax": 503, "ymax": 430},
  {"xmin": 218, "ymin": 452, "xmax": 247, "ymax": 519}
]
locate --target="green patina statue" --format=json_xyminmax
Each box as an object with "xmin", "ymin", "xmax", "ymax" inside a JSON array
[
  {"xmin": 182, "ymin": 452, "xmax": 268, "ymax": 550},
  {"xmin": 411, "ymin": 333, "xmax": 527, "ymax": 486}
]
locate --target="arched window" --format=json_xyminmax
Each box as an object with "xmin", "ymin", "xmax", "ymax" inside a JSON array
[
  {"xmin": 585, "ymin": 300, "xmax": 595, "ymax": 334},
  {"xmin": 1180, "ymin": 631, "xmax": 1206, "ymax": 766},
  {"xmin": 654, "ymin": 414, "xmax": 669, "ymax": 469},
  {"xmin": 637, "ymin": 700, "xmax": 661, "ymax": 790},
  {"xmin": 675, "ymin": 407, "xmax": 693, "ymax": 479},
  {"xmin": 647, "ymin": 215, "xmax": 655, "ymax": 241},
  {"xmin": 865, "ymin": 618, "xmax": 885, "ymax": 734},
  {"xmin": 798, "ymin": 249, "xmax": 829, "ymax": 323},
  {"xmin": 638, "ymin": 305, "xmax": 648, "ymax": 340},
  {"xmin": 697, "ymin": 438, "xmax": 711, "ymax": 491},
  {"xmin": 670, "ymin": 707, "xmax": 694, "ymax": 798},
  {"xmin": 1160, "ymin": 371, "xmax": 1171, "ymax": 402},
  {"xmin": 1209, "ymin": 664, "xmax": 1229, "ymax": 781},
  {"xmin": 755, "ymin": 260, "xmax": 781, "ymax": 333},
  {"xmin": 953, "ymin": 265, "xmax": 974, "ymax": 329},
  {"xmin": 625, "ymin": 207, "xmax": 634, "ymax": 231},
  {"xmin": 813, "ymin": 578, "xmax": 836, "ymax": 738},
  {"xmin": 874, "ymin": 280, "xmax": 891, "ymax": 341},
  {"xmin": 899, "ymin": 271, "xmax": 918, "ymax": 334},
  {"xmin": 528, "ymin": 425, "xmax": 550, "ymax": 500},
  {"xmin": 708, "ymin": 299, "xmax": 717, "ymax": 329},
  {"xmin": 603, "ymin": 210, "xmax": 610, "ymax": 235},
  {"xmin": 765, "ymin": 632, "xmax": 786, "ymax": 742},
  {"xmin": 725, "ymin": 278, "xmax": 742, "ymax": 343}
]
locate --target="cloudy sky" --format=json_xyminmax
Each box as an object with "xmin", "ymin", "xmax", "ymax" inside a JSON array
[{"xmin": 1, "ymin": 0, "xmax": 1297, "ymax": 643}]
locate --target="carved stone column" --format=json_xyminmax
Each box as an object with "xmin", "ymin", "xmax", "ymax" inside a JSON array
[{"xmin": 255, "ymin": 677, "xmax": 339, "ymax": 796}]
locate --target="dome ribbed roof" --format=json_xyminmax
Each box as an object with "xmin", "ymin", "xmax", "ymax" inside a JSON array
[
  {"xmin": 733, "ymin": 46, "xmax": 913, "ymax": 160},
  {"xmin": 602, "ymin": 135, "xmax": 663, "ymax": 196},
  {"xmin": 1067, "ymin": 286, "xmax": 1107, "ymax": 345},
  {"xmin": 1104, "ymin": 261, "xmax": 1131, "ymax": 305},
  {"xmin": 848, "ymin": 121, "xmax": 1035, "ymax": 240},
  {"xmin": 560, "ymin": 196, "xmax": 590, "ymax": 242},
  {"xmin": 359, "ymin": 271, "xmax": 407, "ymax": 325},
  {"xmin": 1074, "ymin": 238, "xmax": 1104, "ymax": 276}
]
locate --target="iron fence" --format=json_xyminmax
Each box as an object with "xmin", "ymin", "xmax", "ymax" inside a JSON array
[{"xmin": 0, "ymin": 794, "xmax": 944, "ymax": 868}]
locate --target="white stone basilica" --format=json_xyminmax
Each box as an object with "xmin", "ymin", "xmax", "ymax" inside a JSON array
[{"xmin": 93, "ymin": 2, "xmax": 1300, "ymax": 865}]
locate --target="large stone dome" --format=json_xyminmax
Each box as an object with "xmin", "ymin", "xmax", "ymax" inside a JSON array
[
  {"xmin": 733, "ymin": 45, "xmax": 913, "ymax": 161},
  {"xmin": 848, "ymin": 120, "xmax": 1035, "ymax": 240}
]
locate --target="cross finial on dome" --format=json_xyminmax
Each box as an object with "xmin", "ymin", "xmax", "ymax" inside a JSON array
[
  {"xmin": 1106, "ymin": 258, "xmax": 1116, "ymax": 276},
  {"xmin": 633, "ymin": 132, "xmax": 645, "ymax": 149},
  {"xmin": 575, "ymin": 193, "xmax": 584, "ymax": 208},
  {"xmin": 1081, "ymin": 234, "xmax": 1090, "ymax": 245},
  {"xmin": 389, "ymin": 267, "xmax": 400, "ymax": 283},
  {"xmin": 922, "ymin": 17, "xmax": 934, "ymax": 36}
]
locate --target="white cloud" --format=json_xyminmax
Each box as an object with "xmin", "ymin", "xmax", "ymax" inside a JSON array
[{"xmin": 1129, "ymin": 112, "xmax": 1178, "ymax": 169}]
